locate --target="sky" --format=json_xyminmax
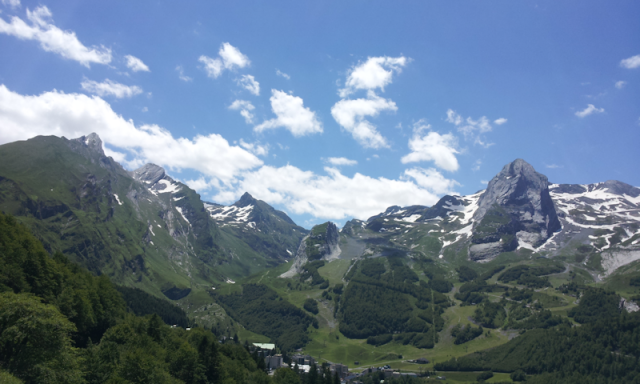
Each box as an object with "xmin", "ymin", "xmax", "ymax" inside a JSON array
[{"xmin": 0, "ymin": 0, "xmax": 639, "ymax": 228}]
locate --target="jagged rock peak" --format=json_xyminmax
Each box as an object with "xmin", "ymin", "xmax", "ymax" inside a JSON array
[
  {"xmin": 469, "ymin": 159, "xmax": 561, "ymax": 262},
  {"xmin": 474, "ymin": 159, "xmax": 550, "ymax": 221},
  {"xmin": 236, "ymin": 192, "xmax": 256, "ymax": 206},
  {"xmin": 131, "ymin": 163, "xmax": 166, "ymax": 185},
  {"xmin": 73, "ymin": 132, "xmax": 105, "ymax": 156}
]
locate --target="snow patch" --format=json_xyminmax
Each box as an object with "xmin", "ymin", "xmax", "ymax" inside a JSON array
[
  {"xmin": 403, "ymin": 214, "xmax": 422, "ymax": 223},
  {"xmin": 157, "ymin": 179, "xmax": 182, "ymax": 194},
  {"xmin": 113, "ymin": 194, "xmax": 123, "ymax": 205},
  {"xmin": 149, "ymin": 225, "xmax": 155, "ymax": 236},
  {"xmin": 175, "ymin": 207, "xmax": 190, "ymax": 226}
]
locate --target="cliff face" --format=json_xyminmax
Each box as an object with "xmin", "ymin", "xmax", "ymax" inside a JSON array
[
  {"xmin": 469, "ymin": 159, "xmax": 561, "ymax": 261},
  {"xmin": 280, "ymin": 221, "xmax": 341, "ymax": 278}
]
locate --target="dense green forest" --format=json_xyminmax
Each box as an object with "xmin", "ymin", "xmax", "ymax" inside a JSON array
[
  {"xmin": 116, "ymin": 286, "xmax": 190, "ymax": 328},
  {"xmin": 338, "ymin": 257, "xmax": 447, "ymax": 346},
  {"xmin": 0, "ymin": 211, "xmax": 272, "ymax": 383},
  {"xmin": 436, "ymin": 288, "xmax": 640, "ymax": 383},
  {"xmin": 214, "ymin": 284, "xmax": 317, "ymax": 351}
]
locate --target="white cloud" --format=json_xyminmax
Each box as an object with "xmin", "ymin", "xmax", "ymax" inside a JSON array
[
  {"xmin": 575, "ymin": 104, "xmax": 604, "ymax": 118},
  {"xmin": 175, "ymin": 65, "xmax": 192, "ymax": 82},
  {"xmin": 125, "ymin": 55, "xmax": 149, "ymax": 72},
  {"xmin": 331, "ymin": 93, "xmax": 396, "ymax": 148},
  {"xmin": 545, "ymin": 164, "xmax": 562, "ymax": 169},
  {"xmin": 81, "ymin": 79, "xmax": 142, "ymax": 98},
  {"xmin": 403, "ymin": 167, "xmax": 460, "ymax": 195},
  {"xmin": 480, "ymin": 180, "xmax": 488, "ymax": 185},
  {"xmin": 0, "ymin": 6, "xmax": 111, "ymax": 67},
  {"xmin": 254, "ymin": 90, "xmax": 323, "ymax": 137},
  {"xmin": 615, "ymin": 80, "xmax": 627, "ymax": 89},
  {"xmin": 620, "ymin": 54, "xmax": 640, "ymax": 69},
  {"xmin": 1, "ymin": 0, "xmax": 20, "ymax": 9},
  {"xmin": 472, "ymin": 159, "xmax": 482, "ymax": 171},
  {"xmin": 199, "ymin": 42, "xmax": 250, "ymax": 79},
  {"xmin": 325, "ymin": 157, "xmax": 357, "ymax": 166},
  {"xmin": 339, "ymin": 56, "xmax": 408, "ymax": 97},
  {"xmin": 494, "ymin": 118, "xmax": 507, "ymax": 125},
  {"xmin": 446, "ymin": 109, "xmax": 495, "ymax": 148},
  {"xmin": 237, "ymin": 74, "xmax": 260, "ymax": 96},
  {"xmin": 401, "ymin": 125, "xmax": 460, "ymax": 172},
  {"xmin": 239, "ymin": 139, "xmax": 269, "ymax": 156},
  {"xmin": 212, "ymin": 165, "xmax": 456, "ymax": 220},
  {"xmin": 198, "ymin": 56, "xmax": 223, "ymax": 78},
  {"xmin": 0, "ymin": 84, "xmax": 262, "ymax": 182},
  {"xmin": 228, "ymin": 99, "xmax": 255, "ymax": 124},
  {"xmin": 276, "ymin": 69, "xmax": 290, "ymax": 79}
]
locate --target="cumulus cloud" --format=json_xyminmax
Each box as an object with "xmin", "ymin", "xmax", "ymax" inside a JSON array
[
  {"xmin": 237, "ymin": 74, "xmax": 260, "ymax": 96},
  {"xmin": 212, "ymin": 165, "xmax": 456, "ymax": 220},
  {"xmin": 198, "ymin": 42, "xmax": 250, "ymax": 79},
  {"xmin": 494, "ymin": 118, "xmax": 507, "ymax": 125},
  {"xmin": 331, "ymin": 93, "xmax": 396, "ymax": 148},
  {"xmin": 325, "ymin": 157, "xmax": 357, "ymax": 166},
  {"xmin": 0, "ymin": 6, "xmax": 111, "ymax": 66},
  {"xmin": 276, "ymin": 69, "xmax": 290, "ymax": 79},
  {"xmin": 175, "ymin": 65, "xmax": 192, "ymax": 82},
  {"xmin": 125, "ymin": 55, "xmax": 149, "ymax": 72},
  {"xmin": 620, "ymin": 54, "xmax": 640, "ymax": 69},
  {"xmin": 339, "ymin": 56, "xmax": 408, "ymax": 97},
  {"xmin": 81, "ymin": 79, "xmax": 142, "ymax": 98},
  {"xmin": 403, "ymin": 167, "xmax": 460, "ymax": 195},
  {"xmin": 1, "ymin": 0, "xmax": 20, "ymax": 8},
  {"xmin": 228, "ymin": 99, "xmax": 255, "ymax": 124},
  {"xmin": 401, "ymin": 121, "xmax": 459, "ymax": 172},
  {"xmin": 446, "ymin": 109, "xmax": 495, "ymax": 148},
  {"xmin": 575, "ymin": 104, "xmax": 604, "ymax": 118},
  {"xmin": 0, "ymin": 85, "xmax": 262, "ymax": 182},
  {"xmin": 254, "ymin": 90, "xmax": 322, "ymax": 137},
  {"xmin": 615, "ymin": 81, "xmax": 627, "ymax": 89}
]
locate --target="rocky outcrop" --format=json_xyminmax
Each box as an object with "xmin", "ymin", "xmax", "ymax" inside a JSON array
[
  {"xmin": 280, "ymin": 221, "xmax": 341, "ymax": 278},
  {"xmin": 469, "ymin": 159, "xmax": 561, "ymax": 261}
]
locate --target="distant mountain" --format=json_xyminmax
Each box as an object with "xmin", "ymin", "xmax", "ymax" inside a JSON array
[
  {"xmin": 204, "ymin": 191, "xmax": 308, "ymax": 265},
  {"xmin": 281, "ymin": 221, "xmax": 340, "ymax": 278},
  {"xmin": 323, "ymin": 159, "xmax": 640, "ymax": 277},
  {"xmin": 0, "ymin": 134, "xmax": 307, "ymax": 297}
]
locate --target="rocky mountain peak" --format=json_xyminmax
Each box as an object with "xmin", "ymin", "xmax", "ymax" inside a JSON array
[
  {"xmin": 236, "ymin": 192, "xmax": 257, "ymax": 207},
  {"xmin": 131, "ymin": 163, "xmax": 166, "ymax": 185},
  {"xmin": 469, "ymin": 159, "xmax": 561, "ymax": 261},
  {"xmin": 72, "ymin": 132, "xmax": 105, "ymax": 156}
]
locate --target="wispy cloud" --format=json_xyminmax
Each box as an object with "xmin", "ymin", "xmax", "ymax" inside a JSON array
[
  {"xmin": 0, "ymin": 6, "xmax": 111, "ymax": 66},
  {"xmin": 446, "ymin": 109, "xmax": 495, "ymax": 148},
  {"xmin": 325, "ymin": 157, "xmax": 357, "ymax": 166},
  {"xmin": 175, "ymin": 65, "xmax": 192, "ymax": 82},
  {"xmin": 545, "ymin": 164, "xmax": 562, "ymax": 169},
  {"xmin": 615, "ymin": 80, "xmax": 627, "ymax": 89},
  {"xmin": 276, "ymin": 69, "xmax": 290, "ymax": 79},
  {"xmin": 228, "ymin": 99, "xmax": 255, "ymax": 124},
  {"xmin": 125, "ymin": 55, "xmax": 149, "ymax": 72},
  {"xmin": 1, "ymin": 0, "xmax": 20, "ymax": 9},
  {"xmin": 575, "ymin": 104, "xmax": 604, "ymax": 118},
  {"xmin": 81, "ymin": 79, "xmax": 142, "ymax": 98},
  {"xmin": 236, "ymin": 74, "xmax": 260, "ymax": 96}
]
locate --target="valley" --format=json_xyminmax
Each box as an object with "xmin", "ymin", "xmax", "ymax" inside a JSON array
[{"xmin": 1, "ymin": 134, "xmax": 640, "ymax": 383}]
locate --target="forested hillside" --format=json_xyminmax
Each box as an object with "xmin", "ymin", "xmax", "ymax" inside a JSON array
[{"xmin": 0, "ymin": 211, "xmax": 271, "ymax": 383}]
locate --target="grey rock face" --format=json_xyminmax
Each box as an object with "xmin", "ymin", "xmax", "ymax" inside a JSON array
[
  {"xmin": 131, "ymin": 163, "xmax": 166, "ymax": 185},
  {"xmin": 469, "ymin": 159, "xmax": 561, "ymax": 261}
]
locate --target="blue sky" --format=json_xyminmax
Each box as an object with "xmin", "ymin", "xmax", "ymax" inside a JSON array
[{"xmin": 0, "ymin": 0, "xmax": 639, "ymax": 228}]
